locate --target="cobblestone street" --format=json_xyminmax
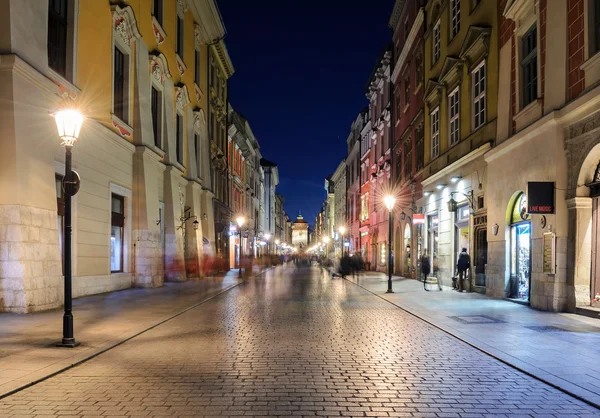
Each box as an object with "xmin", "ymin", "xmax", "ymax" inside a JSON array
[{"xmin": 1, "ymin": 266, "xmax": 598, "ymax": 417}]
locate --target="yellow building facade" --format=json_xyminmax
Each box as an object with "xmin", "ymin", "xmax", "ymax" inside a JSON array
[
  {"xmin": 0, "ymin": 0, "xmax": 232, "ymax": 312},
  {"xmin": 418, "ymin": 0, "xmax": 498, "ymax": 290}
]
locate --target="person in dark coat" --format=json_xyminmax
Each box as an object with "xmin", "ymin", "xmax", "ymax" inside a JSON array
[
  {"xmin": 456, "ymin": 247, "xmax": 471, "ymax": 292},
  {"xmin": 421, "ymin": 251, "xmax": 431, "ymax": 280}
]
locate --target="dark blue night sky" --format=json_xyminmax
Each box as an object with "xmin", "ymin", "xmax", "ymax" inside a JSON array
[{"xmin": 218, "ymin": 0, "xmax": 393, "ymax": 225}]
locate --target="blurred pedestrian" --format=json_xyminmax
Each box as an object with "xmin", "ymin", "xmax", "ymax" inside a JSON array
[{"xmin": 456, "ymin": 247, "xmax": 471, "ymax": 292}]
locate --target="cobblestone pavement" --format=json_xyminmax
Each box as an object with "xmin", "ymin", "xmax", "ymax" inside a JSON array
[{"xmin": 1, "ymin": 266, "xmax": 599, "ymax": 417}]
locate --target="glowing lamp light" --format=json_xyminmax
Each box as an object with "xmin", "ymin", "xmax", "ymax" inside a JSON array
[
  {"xmin": 436, "ymin": 184, "xmax": 446, "ymax": 190},
  {"xmin": 383, "ymin": 195, "xmax": 396, "ymax": 211},
  {"xmin": 275, "ymin": 239, "xmax": 280, "ymax": 245},
  {"xmin": 424, "ymin": 191, "xmax": 432, "ymax": 197},
  {"xmin": 323, "ymin": 236, "xmax": 330, "ymax": 244},
  {"xmin": 450, "ymin": 176, "xmax": 461, "ymax": 183},
  {"xmin": 236, "ymin": 216, "xmax": 245, "ymax": 227},
  {"xmin": 338, "ymin": 226, "xmax": 346, "ymax": 235},
  {"xmin": 54, "ymin": 109, "xmax": 83, "ymax": 146},
  {"xmin": 264, "ymin": 233, "xmax": 271, "ymax": 240}
]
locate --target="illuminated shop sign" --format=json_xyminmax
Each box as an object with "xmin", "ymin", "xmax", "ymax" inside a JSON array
[{"xmin": 527, "ymin": 182, "xmax": 555, "ymax": 214}]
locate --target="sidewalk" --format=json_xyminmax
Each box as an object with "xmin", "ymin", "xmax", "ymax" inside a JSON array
[
  {"xmin": 0, "ymin": 269, "xmax": 256, "ymax": 398},
  {"xmin": 347, "ymin": 272, "xmax": 600, "ymax": 407}
]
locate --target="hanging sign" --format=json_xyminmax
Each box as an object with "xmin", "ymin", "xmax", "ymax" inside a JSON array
[
  {"xmin": 527, "ymin": 182, "xmax": 555, "ymax": 214},
  {"xmin": 413, "ymin": 214, "xmax": 425, "ymax": 225},
  {"xmin": 543, "ymin": 232, "xmax": 556, "ymax": 274}
]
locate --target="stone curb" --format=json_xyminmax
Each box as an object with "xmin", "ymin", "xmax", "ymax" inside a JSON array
[
  {"xmin": 343, "ymin": 275, "xmax": 600, "ymax": 411},
  {"xmin": 0, "ymin": 266, "xmax": 275, "ymax": 400}
]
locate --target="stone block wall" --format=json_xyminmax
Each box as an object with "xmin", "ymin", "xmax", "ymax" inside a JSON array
[
  {"xmin": 0, "ymin": 205, "xmax": 63, "ymax": 313},
  {"xmin": 134, "ymin": 229, "xmax": 164, "ymax": 288}
]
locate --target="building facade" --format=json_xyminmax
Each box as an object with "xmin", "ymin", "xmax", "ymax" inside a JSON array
[
  {"xmin": 0, "ymin": 0, "xmax": 233, "ymax": 312},
  {"xmin": 389, "ymin": 0, "xmax": 426, "ymax": 279},
  {"xmin": 483, "ymin": 0, "xmax": 600, "ymax": 312},
  {"xmin": 332, "ymin": 161, "xmax": 347, "ymax": 255},
  {"xmin": 418, "ymin": 0, "xmax": 498, "ymax": 289},
  {"xmin": 366, "ymin": 49, "xmax": 393, "ymax": 272},
  {"xmin": 359, "ymin": 110, "xmax": 373, "ymax": 267},
  {"xmin": 346, "ymin": 110, "xmax": 367, "ymax": 256},
  {"xmin": 291, "ymin": 214, "xmax": 309, "ymax": 250}
]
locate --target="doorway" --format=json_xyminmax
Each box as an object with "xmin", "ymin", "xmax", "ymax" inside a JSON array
[
  {"xmin": 509, "ymin": 193, "xmax": 531, "ymax": 301},
  {"xmin": 427, "ymin": 213, "xmax": 439, "ymax": 278}
]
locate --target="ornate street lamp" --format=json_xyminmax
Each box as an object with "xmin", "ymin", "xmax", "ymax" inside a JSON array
[
  {"xmin": 54, "ymin": 109, "xmax": 84, "ymax": 348},
  {"xmin": 383, "ymin": 195, "xmax": 396, "ymax": 294},
  {"xmin": 264, "ymin": 233, "xmax": 271, "ymax": 256},
  {"xmin": 236, "ymin": 216, "xmax": 245, "ymax": 277}
]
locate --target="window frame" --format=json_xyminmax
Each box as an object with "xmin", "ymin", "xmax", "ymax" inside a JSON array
[
  {"xmin": 520, "ymin": 25, "xmax": 538, "ymax": 108},
  {"xmin": 430, "ymin": 107, "xmax": 440, "ymax": 159},
  {"xmin": 404, "ymin": 68, "xmax": 411, "ymax": 110},
  {"xmin": 152, "ymin": 0, "xmax": 163, "ymax": 27},
  {"xmin": 176, "ymin": 14, "xmax": 184, "ymax": 58},
  {"xmin": 448, "ymin": 87, "xmax": 460, "ymax": 146},
  {"xmin": 472, "ymin": 60, "xmax": 486, "ymax": 131},
  {"xmin": 48, "ymin": 0, "xmax": 69, "ymax": 77},
  {"xmin": 151, "ymin": 85, "xmax": 163, "ymax": 149},
  {"xmin": 403, "ymin": 136, "xmax": 412, "ymax": 181},
  {"xmin": 451, "ymin": 0, "xmax": 461, "ymax": 39},
  {"xmin": 176, "ymin": 112, "xmax": 184, "ymax": 165},
  {"xmin": 110, "ymin": 193, "xmax": 125, "ymax": 274},
  {"xmin": 433, "ymin": 20, "xmax": 441, "ymax": 65},
  {"xmin": 113, "ymin": 45, "xmax": 128, "ymax": 123}
]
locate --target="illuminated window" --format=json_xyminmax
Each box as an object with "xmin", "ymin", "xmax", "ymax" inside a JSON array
[{"xmin": 110, "ymin": 194, "xmax": 124, "ymax": 273}]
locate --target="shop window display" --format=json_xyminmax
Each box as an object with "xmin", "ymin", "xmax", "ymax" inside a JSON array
[{"xmin": 509, "ymin": 193, "xmax": 531, "ymax": 300}]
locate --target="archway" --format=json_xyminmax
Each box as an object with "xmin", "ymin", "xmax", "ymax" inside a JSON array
[
  {"xmin": 403, "ymin": 223, "xmax": 412, "ymax": 276},
  {"xmin": 505, "ymin": 191, "xmax": 531, "ymax": 301}
]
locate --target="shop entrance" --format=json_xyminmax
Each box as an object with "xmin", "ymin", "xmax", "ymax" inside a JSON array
[
  {"xmin": 404, "ymin": 223, "xmax": 411, "ymax": 276},
  {"xmin": 454, "ymin": 204, "xmax": 469, "ymax": 267},
  {"xmin": 509, "ymin": 193, "xmax": 531, "ymax": 301},
  {"xmin": 427, "ymin": 213, "xmax": 439, "ymax": 278}
]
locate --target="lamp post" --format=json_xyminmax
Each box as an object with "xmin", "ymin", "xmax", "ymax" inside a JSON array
[
  {"xmin": 54, "ymin": 109, "xmax": 84, "ymax": 348},
  {"xmin": 236, "ymin": 216, "xmax": 245, "ymax": 277},
  {"xmin": 384, "ymin": 195, "xmax": 396, "ymax": 294},
  {"xmin": 338, "ymin": 226, "xmax": 346, "ymax": 257},
  {"xmin": 323, "ymin": 236, "xmax": 330, "ymax": 258},
  {"xmin": 275, "ymin": 239, "xmax": 280, "ymax": 255}
]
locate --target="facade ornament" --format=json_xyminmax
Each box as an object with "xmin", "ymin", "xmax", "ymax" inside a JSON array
[
  {"xmin": 111, "ymin": 5, "xmax": 141, "ymax": 48},
  {"xmin": 193, "ymin": 110, "xmax": 205, "ymax": 133},
  {"xmin": 176, "ymin": 0, "xmax": 188, "ymax": 17},
  {"xmin": 194, "ymin": 24, "xmax": 202, "ymax": 50},
  {"xmin": 175, "ymin": 85, "xmax": 191, "ymax": 112},
  {"xmin": 153, "ymin": 20, "xmax": 166, "ymax": 45},
  {"xmin": 149, "ymin": 53, "xmax": 171, "ymax": 84}
]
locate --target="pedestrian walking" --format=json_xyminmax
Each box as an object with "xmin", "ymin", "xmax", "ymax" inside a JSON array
[
  {"xmin": 456, "ymin": 247, "xmax": 471, "ymax": 292},
  {"xmin": 421, "ymin": 251, "xmax": 430, "ymax": 280}
]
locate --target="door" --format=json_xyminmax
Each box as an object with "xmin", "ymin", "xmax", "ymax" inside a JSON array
[
  {"xmin": 510, "ymin": 222, "xmax": 531, "ymax": 300},
  {"xmin": 474, "ymin": 228, "xmax": 487, "ymax": 287}
]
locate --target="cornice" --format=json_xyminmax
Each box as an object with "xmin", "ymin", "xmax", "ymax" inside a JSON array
[
  {"xmin": 211, "ymin": 40, "xmax": 235, "ymax": 79},
  {"xmin": 422, "ymin": 142, "xmax": 491, "ymax": 187}
]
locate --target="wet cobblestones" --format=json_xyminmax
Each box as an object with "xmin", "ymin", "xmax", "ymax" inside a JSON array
[{"xmin": 0, "ymin": 266, "xmax": 598, "ymax": 417}]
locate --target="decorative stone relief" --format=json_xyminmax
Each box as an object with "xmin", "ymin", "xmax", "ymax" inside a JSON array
[
  {"xmin": 175, "ymin": 86, "xmax": 191, "ymax": 112},
  {"xmin": 112, "ymin": 120, "xmax": 131, "ymax": 138},
  {"xmin": 193, "ymin": 110, "xmax": 205, "ymax": 133},
  {"xmin": 194, "ymin": 24, "xmax": 202, "ymax": 50},
  {"xmin": 565, "ymin": 111, "xmax": 600, "ymax": 198},
  {"xmin": 149, "ymin": 53, "xmax": 171, "ymax": 84},
  {"xmin": 153, "ymin": 21, "xmax": 166, "ymax": 45},
  {"xmin": 112, "ymin": 6, "xmax": 141, "ymax": 48},
  {"xmin": 177, "ymin": 0, "xmax": 188, "ymax": 17},
  {"xmin": 176, "ymin": 54, "xmax": 186, "ymax": 76}
]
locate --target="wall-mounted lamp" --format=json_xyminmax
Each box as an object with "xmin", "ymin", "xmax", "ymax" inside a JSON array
[
  {"xmin": 436, "ymin": 184, "xmax": 446, "ymax": 190},
  {"xmin": 450, "ymin": 176, "xmax": 461, "ymax": 183},
  {"xmin": 424, "ymin": 191, "xmax": 432, "ymax": 197}
]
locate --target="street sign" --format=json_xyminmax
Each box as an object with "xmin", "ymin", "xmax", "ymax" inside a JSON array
[
  {"xmin": 413, "ymin": 214, "xmax": 425, "ymax": 225},
  {"xmin": 527, "ymin": 182, "xmax": 555, "ymax": 214}
]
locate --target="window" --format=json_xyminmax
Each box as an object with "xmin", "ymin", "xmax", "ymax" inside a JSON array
[
  {"xmin": 404, "ymin": 18, "xmax": 410, "ymax": 40},
  {"xmin": 151, "ymin": 86, "xmax": 162, "ymax": 148},
  {"xmin": 416, "ymin": 49, "xmax": 424, "ymax": 87},
  {"xmin": 433, "ymin": 20, "xmax": 441, "ymax": 64},
  {"xmin": 113, "ymin": 46, "xmax": 127, "ymax": 122},
  {"xmin": 521, "ymin": 25, "xmax": 538, "ymax": 107},
  {"xmin": 176, "ymin": 15, "xmax": 184, "ymax": 57},
  {"xmin": 56, "ymin": 175, "xmax": 65, "ymax": 272},
  {"xmin": 593, "ymin": 0, "xmax": 600, "ymax": 55},
  {"xmin": 416, "ymin": 126, "xmax": 424, "ymax": 171},
  {"xmin": 361, "ymin": 194, "xmax": 369, "ymax": 221},
  {"xmin": 152, "ymin": 0, "xmax": 163, "ymax": 27},
  {"xmin": 48, "ymin": 0, "xmax": 68, "ymax": 77},
  {"xmin": 451, "ymin": 0, "xmax": 460, "ymax": 38},
  {"xmin": 176, "ymin": 113, "xmax": 184, "ymax": 165},
  {"xmin": 449, "ymin": 87, "xmax": 460, "ymax": 146},
  {"xmin": 431, "ymin": 107, "xmax": 440, "ymax": 158},
  {"xmin": 195, "ymin": 49, "xmax": 201, "ymax": 85},
  {"xmin": 111, "ymin": 194, "xmax": 124, "ymax": 273},
  {"xmin": 472, "ymin": 61, "xmax": 486, "ymax": 130},
  {"xmin": 404, "ymin": 70, "xmax": 411, "ymax": 108},
  {"xmin": 194, "ymin": 133, "xmax": 201, "ymax": 177},
  {"xmin": 404, "ymin": 137, "xmax": 412, "ymax": 181}
]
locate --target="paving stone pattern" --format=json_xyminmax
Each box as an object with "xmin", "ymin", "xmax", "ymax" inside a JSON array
[{"xmin": 0, "ymin": 266, "xmax": 599, "ymax": 417}]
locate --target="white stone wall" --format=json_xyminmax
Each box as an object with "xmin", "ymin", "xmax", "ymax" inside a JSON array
[
  {"xmin": 485, "ymin": 119, "xmax": 570, "ymax": 311},
  {"xmin": 0, "ymin": 206, "xmax": 62, "ymax": 313}
]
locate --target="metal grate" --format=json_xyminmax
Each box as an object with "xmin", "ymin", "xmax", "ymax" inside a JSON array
[{"xmin": 448, "ymin": 315, "xmax": 505, "ymax": 324}]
